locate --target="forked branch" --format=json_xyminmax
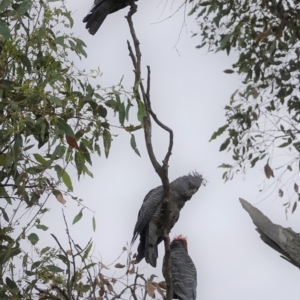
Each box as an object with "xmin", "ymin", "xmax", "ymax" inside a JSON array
[{"xmin": 126, "ymin": 3, "xmax": 174, "ymax": 300}]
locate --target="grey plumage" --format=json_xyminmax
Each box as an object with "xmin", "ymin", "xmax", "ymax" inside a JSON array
[
  {"xmin": 131, "ymin": 172, "xmax": 203, "ymax": 267},
  {"xmin": 83, "ymin": 0, "xmax": 138, "ymax": 35},
  {"xmin": 163, "ymin": 236, "xmax": 197, "ymax": 300},
  {"xmin": 240, "ymin": 198, "xmax": 300, "ymax": 269}
]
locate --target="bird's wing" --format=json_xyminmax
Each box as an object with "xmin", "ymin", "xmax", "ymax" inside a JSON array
[
  {"xmin": 90, "ymin": 0, "xmax": 130, "ymax": 15},
  {"xmin": 83, "ymin": 0, "xmax": 105, "ymax": 21},
  {"xmin": 240, "ymin": 198, "xmax": 300, "ymax": 269},
  {"xmin": 83, "ymin": 0, "xmax": 113, "ymax": 35},
  {"xmin": 109, "ymin": 0, "xmax": 130, "ymax": 14},
  {"xmin": 131, "ymin": 185, "xmax": 164, "ymax": 244},
  {"xmin": 171, "ymin": 250, "xmax": 197, "ymax": 300}
]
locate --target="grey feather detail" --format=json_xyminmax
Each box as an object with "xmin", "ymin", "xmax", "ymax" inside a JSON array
[
  {"xmin": 131, "ymin": 186, "xmax": 164, "ymax": 245},
  {"xmin": 163, "ymin": 240, "xmax": 197, "ymax": 300},
  {"xmin": 83, "ymin": 0, "xmax": 112, "ymax": 35},
  {"xmin": 131, "ymin": 172, "xmax": 203, "ymax": 267},
  {"xmin": 83, "ymin": 0, "xmax": 138, "ymax": 35},
  {"xmin": 132, "ymin": 173, "xmax": 202, "ymax": 244}
]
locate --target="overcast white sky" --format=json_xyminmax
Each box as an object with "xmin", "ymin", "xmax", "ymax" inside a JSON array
[{"xmin": 39, "ymin": 1, "xmax": 300, "ymax": 299}]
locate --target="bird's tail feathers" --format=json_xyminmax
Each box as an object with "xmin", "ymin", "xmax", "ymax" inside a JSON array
[
  {"xmin": 82, "ymin": 3, "xmax": 95, "ymax": 22},
  {"xmin": 135, "ymin": 251, "xmax": 144, "ymax": 263},
  {"xmin": 130, "ymin": 232, "xmax": 138, "ymax": 247},
  {"xmin": 145, "ymin": 244, "xmax": 158, "ymax": 268},
  {"xmin": 85, "ymin": 14, "xmax": 107, "ymax": 35},
  {"xmin": 82, "ymin": 1, "xmax": 109, "ymax": 35}
]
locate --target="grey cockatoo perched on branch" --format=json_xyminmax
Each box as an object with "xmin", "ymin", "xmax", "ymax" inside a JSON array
[
  {"xmin": 163, "ymin": 235, "xmax": 197, "ymax": 300},
  {"xmin": 131, "ymin": 172, "xmax": 203, "ymax": 267},
  {"xmin": 83, "ymin": 0, "xmax": 138, "ymax": 35}
]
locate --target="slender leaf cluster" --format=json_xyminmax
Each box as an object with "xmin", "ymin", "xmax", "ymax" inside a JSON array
[
  {"xmin": 190, "ymin": 0, "xmax": 300, "ymax": 212},
  {"xmin": 0, "ymin": 0, "xmax": 144, "ymax": 297}
]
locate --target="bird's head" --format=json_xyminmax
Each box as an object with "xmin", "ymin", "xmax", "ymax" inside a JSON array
[
  {"xmin": 172, "ymin": 171, "xmax": 203, "ymax": 201},
  {"xmin": 171, "ymin": 235, "xmax": 188, "ymax": 250}
]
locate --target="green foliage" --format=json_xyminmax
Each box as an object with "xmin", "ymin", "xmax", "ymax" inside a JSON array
[
  {"xmin": 0, "ymin": 0, "xmax": 111, "ymax": 213},
  {"xmin": 19, "ymin": 235, "xmax": 163, "ymax": 300},
  {"xmin": 92, "ymin": 215, "xmax": 96, "ymax": 232},
  {"xmin": 0, "ymin": 0, "xmax": 144, "ymax": 298},
  {"xmin": 0, "ymin": 221, "xmax": 162, "ymax": 300},
  {"xmin": 130, "ymin": 133, "xmax": 141, "ymax": 156},
  {"xmin": 72, "ymin": 208, "xmax": 83, "ymax": 225},
  {"xmin": 190, "ymin": 0, "xmax": 300, "ymax": 212}
]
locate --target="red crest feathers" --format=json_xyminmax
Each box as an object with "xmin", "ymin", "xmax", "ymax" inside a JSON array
[{"xmin": 173, "ymin": 235, "xmax": 188, "ymax": 249}]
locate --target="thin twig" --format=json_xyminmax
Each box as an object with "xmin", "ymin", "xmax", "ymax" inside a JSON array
[
  {"xmin": 0, "ymin": 138, "xmax": 15, "ymax": 155},
  {"xmin": 50, "ymin": 234, "xmax": 68, "ymax": 257},
  {"xmin": 151, "ymin": 1, "xmax": 186, "ymax": 24},
  {"xmin": 71, "ymin": 237, "xmax": 97, "ymax": 300},
  {"xmin": 62, "ymin": 210, "xmax": 76, "ymax": 299},
  {"xmin": 73, "ymin": 238, "xmax": 92, "ymax": 257},
  {"xmin": 130, "ymin": 268, "xmax": 139, "ymax": 300},
  {"xmin": 110, "ymin": 286, "xmax": 129, "ymax": 300},
  {"xmin": 146, "ymin": 66, "xmax": 150, "ymax": 100},
  {"xmin": 34, "ymin": 285, "xmax": 70, "ymax": 300},
  {"xmin": 0, "ymin": 184, "xmax": 38, "ymax": 188},
  {"xmin": 107, "ymin": 249, "xmax": 127, "ymax": 267},
  {"xmin": 52, "ymin": 285, "xmax": 70, "ymax": 300},
  {"xmin": 127, "ymin": 40, "xmax": 137, "ymax": 69},
  {"xmin": 50, "ymin": 234, "xmax": 72, "ymax": 297},
  {"xmin": 33, "ymin": 286, "xmax": 60, "ymax": 300}
]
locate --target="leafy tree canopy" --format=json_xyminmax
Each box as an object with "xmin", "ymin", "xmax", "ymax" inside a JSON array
[
  {"xmin": 0, "ymin": 0, "xmax": 145, "ymax": 298},
  {"xmin": 189, "ymin": 0, "xmax": 300, "ymax": 213}
]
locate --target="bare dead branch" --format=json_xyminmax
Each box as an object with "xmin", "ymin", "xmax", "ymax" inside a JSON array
[
  {"xmin": 126, "ymin": 3, "xmax": 174, "ymax": 188},
  {"xmin": 130, "ymin": 267, "xmax": 140, "ymax": 300},
  {"xmin": 147, "ymin": 108, "xmax": 174, "ymax": 172},
  {"xmin": 142, "ymin": 285, "xmax": 147, "ymax": 300},
  {"xmin": 126, "ymin": 3, "xmax": 173, "ymax": 300},
  {"xmin": 127, "ymin": 40, "xmax": 137, "ymax": 70}
]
